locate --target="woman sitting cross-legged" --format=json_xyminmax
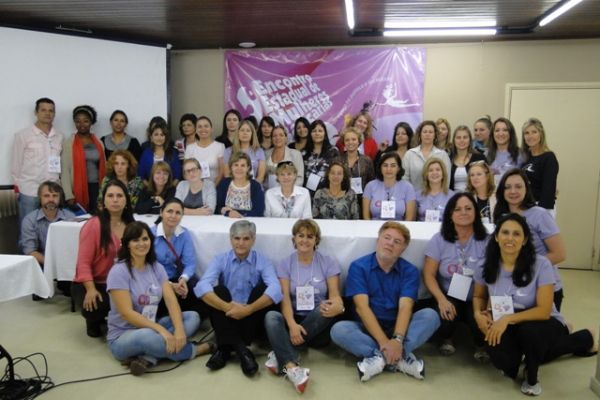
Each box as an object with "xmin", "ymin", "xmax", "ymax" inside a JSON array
[
  {"xmin": 264, "ymin": 219, "xmax": 344, "ymax": 393},
  {"xmin": 472, "ymin": 213, "xmax": 597, "ymax": 396},
  {"xmin": 107, "ymin": 221, "xmax": 214, "ymax": 376},
  {"xmin": 421, "ymin": 192, "xmax": 488, "ymax": 360}
]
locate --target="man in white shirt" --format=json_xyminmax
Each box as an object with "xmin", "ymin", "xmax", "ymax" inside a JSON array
[{"xmin": 11, "ymin": 98, "xmax": 63, "ymax": 224}]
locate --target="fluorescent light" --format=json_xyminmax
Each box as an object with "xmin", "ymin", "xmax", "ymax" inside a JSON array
[
  {"xmin": 345, "ymin": 0, "xmax": 355, "ymax": 30},
  {"xmin": 383, "ymin": 28, "xmax": 497, "ymax": 38},
  {"xmin": 539, "ymin": 0, "xmax": 584, "ymax": 27},
  {"xmin": 384, "ymin": 20, "xmax": 496, "ymax": 29}
]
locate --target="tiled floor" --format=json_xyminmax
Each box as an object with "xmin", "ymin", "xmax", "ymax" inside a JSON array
[{"xmin": 1, "ymin": 269, "xmax": 598, "ymax": 400}]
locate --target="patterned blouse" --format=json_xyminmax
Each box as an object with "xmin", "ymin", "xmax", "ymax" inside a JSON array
[
  {"xmin": 312, "ymin": 188, "xmax": 359, "ymax": 220},
  {"xmin": 225, "ymin": 181, "xmax": 252, "ymax": 211}
]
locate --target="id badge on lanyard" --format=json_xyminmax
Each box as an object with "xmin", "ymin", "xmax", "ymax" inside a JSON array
[{"xmin": 295, "ymin": 285, "xmax": 315, "ymax": 311}]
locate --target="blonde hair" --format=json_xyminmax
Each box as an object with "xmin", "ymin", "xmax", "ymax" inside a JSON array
[
  {"xmin": 521, "ymin": 118, "xmax": 550, "ymax": 159},
  {"xmin": 341, "ymin": 126, "xmax": 363, "ymax": 145},
  {"xmin": 422, "ymin": 158, "xmax": 449, "ymax": 195},
  {"xmin": 435, "ymin": 117, "xmax": 452, "ymax": 150},
  {"xmin": 348, "ymin": 111, "xmax": 373, "ymax": 138},
  {"xmin": 233, "ymin": 120, "xmax": 260, "ymax": 152},
  {"xmin": 466, "ymin": 161, "xmax": 495, "ymax": 198}
]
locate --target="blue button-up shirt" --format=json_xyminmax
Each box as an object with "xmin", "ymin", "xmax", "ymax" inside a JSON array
[
  {"xmin": 19, "ymin": 208, "xmax": 75, "ymax": 256},
  {"xmin": 194, "ymin": 249, "xmax": 282, "ymax": 304},
  {"xmin": 151, "ymin": 223, "xmax": 198, "ymax": 281},
  {"xmin": 345, "ymin": 252, "xmax": 419, "ymax": 325}
]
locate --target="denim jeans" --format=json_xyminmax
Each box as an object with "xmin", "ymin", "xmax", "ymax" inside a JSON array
[
  {"xmin": 108, "ymin": 311, "xmax": 200, "ymax": 365},
  {"xmin": 18, "ymin": 193, "xmax": 39, "ymax": 227},
  {"xmin": 330, "ymin": 308, "xmax": 440, "ymax": 359},
  {"xmin": 264, "ymin": 308, "xmax": 335, "ymax": 372}
]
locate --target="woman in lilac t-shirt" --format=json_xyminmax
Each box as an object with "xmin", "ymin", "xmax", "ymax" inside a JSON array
[
  {"xmin": 473, "ymin": 214, "xmax": 595, "ymax": 396},
  {"xmin": 106, "ymin": 222, "xmax": 214, "ymax": 376}
]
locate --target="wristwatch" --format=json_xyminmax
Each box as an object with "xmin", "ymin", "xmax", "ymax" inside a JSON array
[{"xmin": 392, "ymin": 333, "xmax": 405, "ymax": 343}]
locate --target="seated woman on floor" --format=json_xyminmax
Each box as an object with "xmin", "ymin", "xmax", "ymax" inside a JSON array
[
  {"xmin": 107, "ymin": 221, "xmax": 213, "ymax": 376},
  {"xmin": 473, "ymin": 213, "xmax": 597, "ymax": 396}
]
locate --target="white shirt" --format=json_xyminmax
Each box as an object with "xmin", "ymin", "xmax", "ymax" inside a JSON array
[
  {"xmin": 402, "ymin": 146, "xmax": 451, "ymax": 193},
  {"xmin": 184, "ymin": 141, "xmax": 225, "ymax": 183},
  {"xmin": 264, "ymin": 185, "xmax": 312, "ymax": 218},
  {"xmin": 11, "ymin": 125, "xmax": 63, "ymax": 196}
]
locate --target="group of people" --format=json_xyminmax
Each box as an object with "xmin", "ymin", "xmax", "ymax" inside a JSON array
[
  {"xmin": 13, "ymin": 97, "xmax": 594, "ymax": 397},
  {"xmin": 12, "ymin": 98, "xmax": 558, "ymax": 228}
]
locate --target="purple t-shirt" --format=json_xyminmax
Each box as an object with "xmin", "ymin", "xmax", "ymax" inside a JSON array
[
  {"xmin": 363, "ymin": 179, "xmax": 416, "ymax": 220},
  {"xmin": 277, "ymin": 251, "xmax": 341, "ymax": 316},
  {"xmin": 425, "ymin": 232, "xmax": 487, "ymax": 300},
  {"xmin": 416, "ymin": 190, "xmax": 455, "ymax": 221},
  {"xmin": 474, "ymin": 255, "xmax": 565, "ymax": 325},
  {"xmin": 490, "ymin": 150, "xmax": 524, "ymax": 183},
  {"xmin": 224, "ymin": 147, "xmax": 266, "ymax": 179},
  {"xmin": 106, "ymin": 261, "xmax": 169, "ymax": 342},
  {"xmin": 522, "ymin": 206, "xmax": 562, "ymax": 290}
]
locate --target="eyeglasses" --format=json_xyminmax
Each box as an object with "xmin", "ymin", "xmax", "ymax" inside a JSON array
[{"xmin": 184, "ymin": 167, "xmax": 200, "ymax": 174}]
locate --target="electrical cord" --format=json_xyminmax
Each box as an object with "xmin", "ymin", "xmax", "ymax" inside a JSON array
[{"xmin": 0, "ymin": 328, "xmax": 214, "ymax": 399}]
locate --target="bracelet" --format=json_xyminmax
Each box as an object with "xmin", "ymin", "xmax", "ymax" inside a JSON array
[{"xmin": 392, "ymin": 333, "xmax": 405, "ymax": 343}]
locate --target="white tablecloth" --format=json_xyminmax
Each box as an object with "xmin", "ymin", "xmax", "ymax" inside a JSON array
[
  {"xmin": 44, "ymin": 215, "xmax": 442, "ymax": 298},
  {"xmin": 0, "ymin": 255, "xmax": 51, "ymax": 302}
]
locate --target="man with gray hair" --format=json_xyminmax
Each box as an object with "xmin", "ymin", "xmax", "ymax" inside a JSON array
[{"xmin": 195, "ymin": 220, "xmax": 282, "ymax": 377}]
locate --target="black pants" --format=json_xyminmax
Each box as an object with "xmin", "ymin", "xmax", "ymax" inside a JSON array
[
  {"xmin": 554, "ymin": 288, "xmax": 564, "ymax": 312},
  {"xmin": 71, "ymin": 282, "xmax": 110, "ymax": 330},
  {"xmin": 207, "ymin": 283, "xmax": 272, "ymax": 348},
  {"xmin": 417, "ymin": 297, "xmax": 484, "ymax": 347},
  {"xmin": 157, "ymin": 278, "xmax": 208, "ymax": 319},
  {"xmin": 486, "ymin": 318, "xmax": 593, "ymax": 385}
]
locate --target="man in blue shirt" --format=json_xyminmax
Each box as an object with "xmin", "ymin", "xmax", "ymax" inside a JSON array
[
  {"xmin": 194, "ymin": 220, "xmax": 282, "ymax": 376},
  {"xmin": 20, "ymin": 181, "xmax": 75, "ymax": 299},
  {"xmin": 331, "ymin": 221, "xmax": 440, "ymax": 381}
]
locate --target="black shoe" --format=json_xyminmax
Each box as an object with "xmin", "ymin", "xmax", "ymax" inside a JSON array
[
  {"xmin": 237, "ymin": 347, "xmax": 258, "ymax": 377},
  {"xmin": 130, "ymin": 357, "xmax": 152, "ymax": 376},
  {"xmin": 86, "ymin": 321, "xmax": 102, "ymax": 338},
  {"xmin": 32, "ymin": 294, "xmax": 43, "ymax": 301},
  {"xmin": 206, "ymin": 349, "xmax": 230, "ymax": 371}
]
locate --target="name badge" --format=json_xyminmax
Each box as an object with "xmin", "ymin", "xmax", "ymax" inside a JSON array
[
  {"xmin": 380, "ymin": 200, "xmax": 396, "ymax": 219},
  {"xmin": 447, "ymin": 273, "xmax": 472, "ymax": 301},
  {"xmin": 350, "ymin": 177, "xmax": 363, "ymax": 194},
  {"xmin": 490, "ymin": 295, "xmax": 514, "ymax": 321},
  {"xmin": 200, "ymin": 161, "xmax": 210, "ymax": 179},
  {"xmin": 425, "ymin": 209, "xmax": 441, "ymax": 222},
  {"xmin": 295, "ymin": 285, "xmax": 315, "ymax": 311},
  {"xmin": 48, "ymin": 155, "xmax": 61, "ymax": 173},
  {"xmin": 142, "ymin": 305, "xmax": 158, "ymax": 322},
  {"xmin": 462, "ymin": 267, "xmax": 474, "ymax": 277},
  {"xmin": 306, "ymin": 173, "xmax": 322, "ymax": 191}
]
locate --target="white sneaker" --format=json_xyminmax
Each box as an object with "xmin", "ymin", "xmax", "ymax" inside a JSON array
[
  {"xmin": 356, "ymin": 354, "xmax": 385, "ymax": 382},
  {"xmin": 285, "ymin": 366, "xmax": 310, "ymax": 394},
  {"xmin": 396, "ymin": 352, "xmax": 425, "ymax": 380},
  {"xmin": 265, "ymin": 351, "xmax": 278, "ymax": 374},
  {"xmin": 521, "ymin": 380, "xmax": 542, "ymax": 396}
]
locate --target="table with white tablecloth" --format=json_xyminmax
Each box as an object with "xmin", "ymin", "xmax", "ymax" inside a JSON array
[
  {"xmin": 44, "ymin": 215, "xmax": 442, "ymax": 297},
  {"xmin": 0, "ymin": 255, "xmax": 51, "ymax": 302}
]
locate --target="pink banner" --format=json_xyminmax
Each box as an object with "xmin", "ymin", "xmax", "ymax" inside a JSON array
[{"xmin": 225, "ymin": 47, "xmax": 426, "ymax": 144}]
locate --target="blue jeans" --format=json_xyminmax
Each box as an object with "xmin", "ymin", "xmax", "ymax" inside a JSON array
[
  {"xmin": 330, "ymin": 308, "xmax": 440, "ymax": 359},
  {"xmin": 108, "ymin": 311, "xmax": 200, "ymax": 365},
  {"xmin": 264, "ymin": 308, "xmax": 335, "ymax": 372},
  {"xmin": 18, "ymin": 193, "xmax": 39, "ymax": 226}
]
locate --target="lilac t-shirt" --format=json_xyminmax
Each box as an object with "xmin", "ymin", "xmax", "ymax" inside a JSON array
[
  {"xmin": 490, "ymin": 150, "xmax": 524, "ymax": 184},
  {"xmin": 363, "ymin": 179, "xmax": 416, "ymax": 220},
  {"xmin": 106, "ymin": 261, "xmax": 169, "ymax": 342},
  {"xmin": 474, "ymin": 255, "xmax": 565, "ymax": 325},
  {"xmin": 425, "ymin": 232, "xmax": 487, "ymax": 300},
  {"xmin": 224, "ymin": 147, "xmax": 266, "ymax": 179},
  {"xmin": 522, "ymin": 206, "xmax": 562, "ymax": 290},
  {"xmin": 416, "ymin": 190, "xmax": 455, "ymax": 221},
  {"xmin": 276, "ymin": 251, "xmax": 341, "ymax": 316}
]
